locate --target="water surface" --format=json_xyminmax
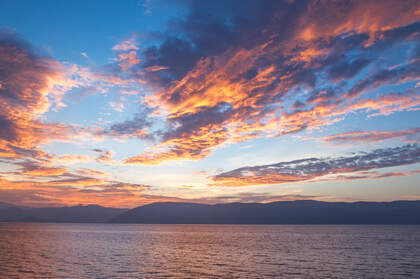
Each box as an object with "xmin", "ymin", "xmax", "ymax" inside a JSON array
[{"xmin": 0, "ymin": 223, "xmax": 419, "ymax": 278}]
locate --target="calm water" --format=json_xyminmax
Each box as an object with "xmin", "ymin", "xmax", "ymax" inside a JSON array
[{"xmin": 0, "ymin": 223, "xmax": 419, "ymax": 278}]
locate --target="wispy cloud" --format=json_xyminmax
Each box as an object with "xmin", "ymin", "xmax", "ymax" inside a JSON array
[
  {"xmin": 112, "ymin": 37, "xmax": 138, "ymax": 52},
  {"xmin": 0, "ymin": 176, "xmax": 150, "ymax": 208},
  {"xmin": 93, "ymin": 149, "xmax": 116, "ymax": 164},
  {"xmin": 17, "ymin": 160, "xmax": 68, "ymax": 177},
  {"xmin": 77, "ymin": 168, "xmax": 109, "ymax": 177},
  {"xmin": 57, "ymin": 154, "xmax": 91, "ymax": 165},
  {"xmin": 323, "ymin": 128, "xmax": 420, "ymax": 144},
  {"xmin": 211, "ymin": 144, "xmax": 420, "ymax": 186}
]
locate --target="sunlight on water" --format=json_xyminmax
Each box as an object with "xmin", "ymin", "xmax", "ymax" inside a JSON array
[{"xmin": 0, "ymin": 223, "xmax": 419, "ymax": 278}]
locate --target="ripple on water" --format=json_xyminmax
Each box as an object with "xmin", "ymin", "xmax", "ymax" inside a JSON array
[{"xmin": 0, "ymin": 224, "xmax": 419, "ymax": 278}]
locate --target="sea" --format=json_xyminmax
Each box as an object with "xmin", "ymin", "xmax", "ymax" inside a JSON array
[{"xmin": 0, "ymin": 223, "xmax": 419, "ymax": 278}]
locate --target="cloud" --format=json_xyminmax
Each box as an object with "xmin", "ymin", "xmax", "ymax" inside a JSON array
[
  {"xmin": 124, "ymin": 103, "xmax": 232, "ymax": 164},
  {"xmin": 323, "ymin": 128, "xmax": 420, "ymax": 144},
  {"xmin": 16, "ymin": 161, "xmax": 68, "ymax": 177},
  {"xmin": 119, "ymin": 89, "xmax": 141, "ymax": 95},
  {"xmin": 1, "ymin": 1, "xmax": 419, "ymax": 207},
  {"xmin": 0, "ymin": 32, "xmax": 63, "ymax": 116},
  {"xmin": 122, "ymin": 0, "xmax": 420, "ymax": 164},
  {"xmin": 109, "ymin": 101, "xmax": 126, "ymax": 112},
  {"xmin": 57, "ymin": 154, "xmax": 91, "ymax": 164},
  {"xmin": 94, "ymin": 149, "xmax": 115, "ymax": 164},
  {"xmin": 77, "ymin": 168, "xmax": 109, "ymax": 177},
  {"xmin": 348, "ymin": 90, "xmax": 420, "ymax": 116},
  {"xmin": 196, "ymin": 193, "xmax": 323, "ymax": 204},
  {"xmin": 45, "ymin": 177, "xmax": 106, "ymax": 187},
  {"xmin": 140, "ymin": 192, "xmax": 325, "ymax": 205},
  {"xmin": 112, "ymin": 38, "xmax": 138, "ymax": 51},
  {"xmin": 327, "ymin": 58, "xmax": 372, "ymax": 81},
  {"xmin": 296, "ymin": 0, "xmax": 420, "ymax": 45},
  {"xmin": 144, "ymin": 65, "xmax": 169, "ymax": 72},
  {"xmin": 111, "ymin": 36, "xmax": 142, "ymax": 73},
  {"xmin": 348, "ymin": 57, "xmax": 420, "ymax": 97},
  {"xmin": 64, "ymin": 63, "xmax": 140, "ymax": 96},
  {"xmin": 0, "ymin": 31, "xmax": 84, "ymax": 161},
  {"xmin": 0, "ymin": 176, "xmax": 151, "ymax": 208},
  {"xmin": 116, "ymin": 51, "xmax": 141, "ymax": 72},
  {"xmin": 318, "ymin": 169, "xmax": 420, "ymax": 183},
  {"xmin": 211, "ymin": 144, "xmax": 420, "ymax": 186},
  {"xmin": 98, "ymin": 112, "xmax": 153, "ymax": 140},
  {"xmin": 0, "ymin": 155, "xmax": 153, "ymax": 207}
]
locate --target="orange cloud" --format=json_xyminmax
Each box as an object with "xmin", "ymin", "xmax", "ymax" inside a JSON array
[
  {"xmin": 15, "ymin": 160, "xmax": 67, "ymax": 177},
  {"xmin": 22, "ymin": 167, "xmax": 67, "ymax": 177},
  {"xmin": 127, "ymin": 85, "xmax": 420, "ymax": 165},
  {"xmin": 122, "ymin": 1, "xmax": 420, "ymax": 165},
  {"xmin": 323, "ymin": 128, "xmax": 420, "ymax": 144},
  {"xmin": 47, "ymin": 177, "xmax": 106, "ymax": 187},
  {"xmin": 112, "ymin": 38, "xmax": 138, "ymax": 51},
  {"xmin": 0, "ymin": 32, "xmax": 86, "ymax": 161},
  {"xmin": 211, "ymin": 145, "xmax": 420, "ymax": 187},
  {"xmin": 57, "ymin": 154, "xmax": 91, "ymax": 164},
  {"xmin": 0, "ymin": 176, "xmax": 152, "ymax": 208},
  {"xmin": 124, "ymin": 125, "xmax": 228, "ymax": 164},
  {"xmin": 318, "ymin": 169, "xmax": 420, "ymax": 183},
  {"xmin": 297, "ymin": 0, "xmax": 420, "ymax": 45},
  {"xmin": 349, "ymin": 91, "xmax": 420, "ymax": 116},
  {"xmin": 78, "ymin": 168, "xmax": 109, "ymax": 177},
  {"xmin": 144, "ymin": 65, "xmax": 169, "ymax": 72},
  {"xmin": 116, "ymin": 51, "xmax": 140, "ymax": 71},
  {"xmin": 94, "ymin": 150, "xmax": 115, "ymax": 164}
]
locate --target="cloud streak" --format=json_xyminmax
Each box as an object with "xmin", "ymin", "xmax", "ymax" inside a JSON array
[
  {"xmin": 211, "ymin": 144, "xmax": 420, "ymax": 186},
  {"xmin": 323, "ymin": 128, "xmax": 420, "ymax": 144},
  {"xmin": 0, "ymin": 176, "xmax": 151, "ymax": 208}
]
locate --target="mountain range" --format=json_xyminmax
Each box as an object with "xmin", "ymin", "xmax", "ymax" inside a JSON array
[
  {"xmin": 0, "ymin": 202, "xmax": 125, "ymax": 223},
  {"xmin": 1, "ymin": 200, "xmax": 419, "ymax": 224}
]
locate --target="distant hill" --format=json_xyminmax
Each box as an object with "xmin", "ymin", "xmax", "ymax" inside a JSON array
[
  {"xmin": 0, "ymin": 202, "xmax": 29, "ymax": 221},
  {"xmin": 0, "ymin": 202, "xmax": 17, "ymax": 209},
  {"xmin": 0, "ymin": 203, "xmax": 126, "ymax": 223},
  {"xmin": 2, "ymin": 200, "xmax": 420, "ymax": 224},
  {"xmin": 111, "ymin": 200, "xmax": 420, "ymax": 224}
]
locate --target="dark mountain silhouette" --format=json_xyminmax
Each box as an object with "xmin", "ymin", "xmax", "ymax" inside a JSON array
[
  {"xmin": 2, "ymin": 200, "xmax": 420, "ymax": 224},
  {"xmin": 0, "ymin": 202, "xmax": 29, "ymax": 221},
  {"xmin": 0, "ymin": 203, "xmax": 126, "ymax": 223},
  {"xmin": 111, "ymin": 200, "xmax": 420, "ymax": 224},
  {"xmin": 0, "ymin": 202, "xmax": 16, "ymax": 209}
]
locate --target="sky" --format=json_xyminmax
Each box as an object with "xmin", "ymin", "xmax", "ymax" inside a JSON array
[{"xmin": 0, "ymin": 0, "xmax": 419, "ymax": 208}]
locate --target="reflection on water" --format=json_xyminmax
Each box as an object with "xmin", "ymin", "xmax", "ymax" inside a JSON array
[{"xmin": 0, "ymin": 223, "xmax": 419, "ymax": 278}]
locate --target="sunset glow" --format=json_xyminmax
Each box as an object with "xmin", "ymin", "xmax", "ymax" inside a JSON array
[{"xmin": 0, "ymin": 0, "xmax": 419, "ymax": 208}]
